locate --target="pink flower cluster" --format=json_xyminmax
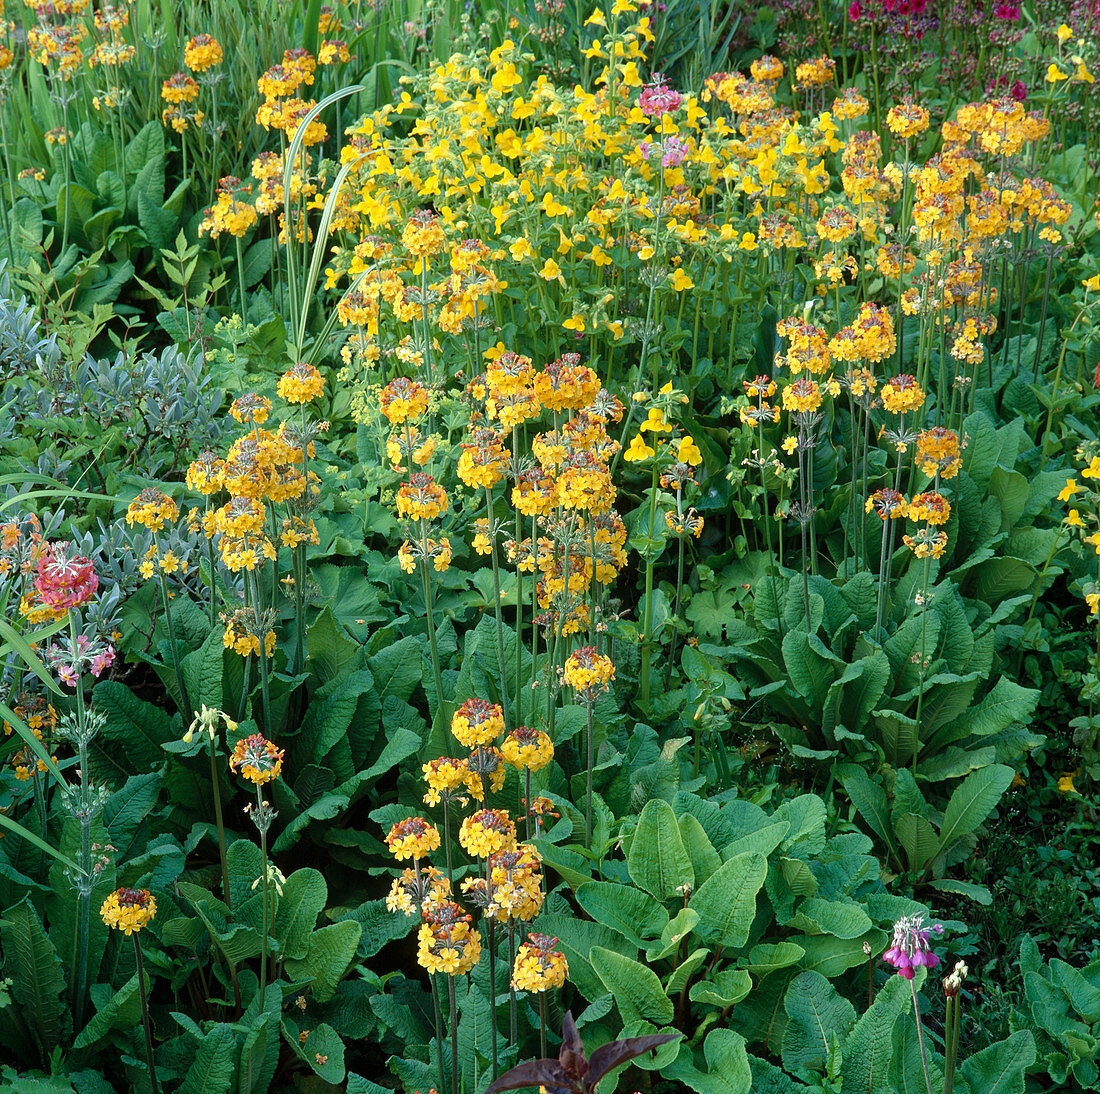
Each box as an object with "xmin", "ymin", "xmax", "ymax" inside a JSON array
[
  {"xmin": 639, "ymin": 74, "xmax": 682, "ymax": 117},
  {"xmin": 34, "ymin": 543, "xmax": 98, "ymax": 611},
  {"xmin": 47, "ymin": 632, "xmax": 116, "ymax": 686},
  {"xmin": 849, "ymin": 0, "xmax": 928, "ymax": 18},
  {"xmin": 884, "ymin": 915, "xmax": 944, "ymax": 980},
  {"xmin": 639, "ymin": 135, "xmax": 689, "ymax": 167}
]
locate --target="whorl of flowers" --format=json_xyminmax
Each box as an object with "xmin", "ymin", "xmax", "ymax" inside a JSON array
[
  {"xmin": 883, "ymin": 915, "xmax": 944, "ymax": 980},
  {"xmin": 100, "ymin": 887, "xmax": 157, "ymax": 935},
  {"xmin": 639, "ymin": 74, "xmax": 682, "ymax": 117},
  {"xmin": 385, "ymin": 816, "xmax": 442, "ymax": 861},
  {"xmin": 277, "ymin": 362, "xmax": 325, "ymax": 404},
  {"xmin": 184, "ymin": 34, "xmax": 222, "ymax": 72},
  {"xmin": 126, "ymin": 487, "xmax": 179, "ymax": 532},
  {"xmin": 228, "ymin": 733, "xmax": 285, "ymax": 785},
  {"xmin": 880, "ymin": 374, "xmax": 926, "ymax": 415},
  {"xmin": 915, "ymin": 428, "xmax": 964, "ymax": 479},
  {"xmin": 417, "ymin": 901, "xmax": 482, "ymax": 975},
  {"xmin": 512, "ymin": 932, "xmax": 569, "ymax": 992},
  {"xmin": 34, "ymin": 543, "xmax": 98, "ymax": 611},
  {"xmin": 865, "ymin": 489, "xmax": 909, "ymax": 520},
  {"xmin": 459, "ymin": 808, "xmax": 517, "ymax": 858},
  {"xmin": 450, "ymin": 698, "xmax": 505, "ymax": 749},
  {"xmin": 563, "ymin": 646, "xmax": 614, "ymax": 699},
  {"xmin": 501, "ymin": 726, "xmax": 554, "ymax": 772}
]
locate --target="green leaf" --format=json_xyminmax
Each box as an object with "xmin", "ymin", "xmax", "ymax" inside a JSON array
[
  {"xmin": 689, "ymin": 968, "xmax": 753, "ymax": 1008},
  {"xmin": 787, "ymin": 897, "xmax": 871, "ymax": 940},
  {"xmin": 782, "ymin": 629, "xmax": 843, "ymax": 711},
  {"xmin": 73, "ymin": 974, "xmax": 140, "ymax": 1051},
  {"xmin": 306, "ymin": 604, "xmax": 362, "ymax": 683},
  {"xmin": 781, "ymin": 970, "xmax": 857, "ymax": 1072},
  {"xmin": 284, "ymin": 921, "xmax": 361, "ymax": 1002},
  {"xmin": 959, "ymin": 1030, "xmax": 1036, "ymax": 1094},
  {"xmin": 180, "ymin": 1024, "xmax": 238, "ymax": 1094},
  {"xmin": 272, "ymin": 868, "xmax": 327, "ymax": 960},
  {"xmin": 0, "ymin": 896, "xmax": 68, "ymax": 1055},
  {"xmin": 840, "ymin": 975, "xmax": 910, "ymax": 1094},
  {"xmin": 679, "ymin": 814, "xmax": 723, "ymax": 885},
  {"xmin": 0, "ymin": 809, "xmax": 79, "ymax": 871},
  {"xmin": 926, "ymin": 878, "xmax": 992, "ymax": 905},
  {"xmin": 689, "ymin": 851, "xmax": 767, "ymax": 949},
  {"xmin": 627, "ymin": 798, "xmax": 694, "ymax": 901},
  {"xmin": 576, "ymin": 881, "xmax": 669, "ymax": 948},
  {"xmin": 664, "ymin": 1029, "xmax": 753, "ymax": 1094},
  {"xmin": 94, "ymin": 680, "xmax": 174, "ymax": 771},
  {"xmin": 843, "ymin": 770, "xmax": 900, "ymax": 862},
  {"xmin": 937, "ymin": 764, "xmax": 1014, "ymax": 855},
  {"xmin": 741, "ymin": 942, "xmax": 806, "ymax": 975},
  {"xmin": 590, "ymin": 946, "xmax": 673, "ymax": 1025},
  {"xmin": 181, "ymin": 627, "xmax": 225, "ymax": 712},
  {"xmin": 896, "ymin": 813, "xmax": 940, "ymax": 873},
  {"xmin": 295, "ymin": 1023, "xmax": 346, "ymax": 1085},
  {"xmin": 535, "ymin": 914, "xmax": 630, "ymax": 1001}
]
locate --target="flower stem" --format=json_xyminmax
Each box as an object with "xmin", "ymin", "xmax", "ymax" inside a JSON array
[
  {"xmin": 208, "ymin": 738, "xmax": 232, "ymax": 912},
  {"xmin": 909, "ymin": 978, "xmax": 935, "ymax": 1094},
  {"xmin": 486, "ymin": 486, "xmax": 510, "ymax": 731},
  {"xmin": 448, "ymin": 973, "xmax": 459, "ymax": 1094},
  {"xmin": 256, "ymin": 785, "xmax": 269, "ymax": 1002},
  {"xmin": 585, "ymin": 700, "xmax": 595, "ymax": 849},
  {"xmin": 133, "ymin": 934, "xmax": 160, "ymax": 1094}
]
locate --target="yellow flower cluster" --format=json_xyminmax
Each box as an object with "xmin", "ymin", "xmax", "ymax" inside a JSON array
[
  {"xmin": 100, "ymin": 887, "xmax": 157, "ymax": 935},
  {"xmin": 277, "ymin": 362, "xmax": 325, "ymax": 404},
  {"xmin": 228, "ymin": 733, "xmax": 284, "ymax": 785},
  {"xmin": 385, "ymin": 816, "xmax": 442, "ymax": 860},
  {"xmin": 451, "ymin": 699, "xmax": 506, "ymax": 749},
  {"xmin": 501, "ymin": 726, "xmax": 554, "ymax": 771},
  {"xmin": 512, "ymin": 932, "xmax": 568, "ymax": 993},
  {"xmin": 458, "ymin": 808, "xmax": 517, "ymax": 858},
  {"xmin": 125, "ymin": 487, "xmax": 179, "ymax": 532},
  {"xmin": 563, "ymin": 646, "xmax": 615, "ymax": 698}
]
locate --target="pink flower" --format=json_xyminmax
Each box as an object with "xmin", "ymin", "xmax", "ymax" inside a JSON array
[
  {"xmin": 883, "ymin": 915, "xmax": 944, "ymax": 980},
  {"xmin": 639, "ymin": 75, "xmax": 682, "ymax": 117},
  {"xmin": 848, "ymin": 0, "xmax": 862, "ymax": 18},
  {"xmin": 661, "ymin": 136, "xmax": 689, "ymax": 167},
  {"xmin": 58, "ymin": 665, "xmax": 79, "ymax": 687},
  {"xmin": 91, "ymin": 647, "xmax": 116, "ymax": 677},
  {"xmin": 34, "ymin": 543, "xmax": 98, "ymax": 611}
]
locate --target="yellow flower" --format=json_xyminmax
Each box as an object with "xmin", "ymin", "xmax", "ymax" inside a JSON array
[
  {"xmin": 1057, "ymin": 23, "xmax": 1073, "ymax": 42},
  {"xmin": 782, "ymin": 436, "xmax": 798, "ymax": 455},
  {"xmin": 1082, "ymin": 457, "xmax": 1100, "ymax": 480},
  {"xmin": 1059, "ymin": 479, "xmax": 1080, "ymax": 501},
  {"xmin": 1087, "ymin": 593, "xmax": 1100, "ymax": 616},
  {"xmin": 670, "ymin": 268, "xmax": 694, "ymax": 291},
  {"xmin": 1047, "ymin": 63, "xmax": 1068, "ymax": 82},
  {"xmin": 677, "ymin": 435, "xmax": 702, "ymax": 466},
  {"xmin": 228, "ymin": 733, "xmax": 285, "ymax": 785},
  {"xmin": 1085, "ymin": 275, "xmax": 1100, "ymax": 293},
  {"xmin": 1057, "ymin": 773, "xmax": 1078, "ymax": 794},
  {"xmin": 1065, "ymin": 509, "xmax": 1084, "ymax": 527},
  {"xmin": 100, "ymin": 888, "xmax": 156, "ymax": 935},
  {"xmin": 459, "ymin": 809, "xmax": 517, "ymax": 858},
  {"xmin": 277, "ymin": 362, "xmax": 325, "ymax": 404},
  {"xmin": 624, "ymin": 434, "xmax": 654, "ymax": 462},
  {"xmin": 538, "ymin": 258, "xmax": 562, "ymax": 281},
  {"xmin": 563, "ymin": 314, "xmax": 586, "ymax": 332},
  {"xmin": 451, "ymin": 698, "xmax": 505, "ymax": 749},
  {"xmin": 385, "ymin": 816, "xmax": 442, "ymax": 860}
]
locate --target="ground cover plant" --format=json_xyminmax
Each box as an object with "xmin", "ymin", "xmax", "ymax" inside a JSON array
[{"xmin": 1, "ymin": 0, "xmax": 1100, "ymax": 1090}]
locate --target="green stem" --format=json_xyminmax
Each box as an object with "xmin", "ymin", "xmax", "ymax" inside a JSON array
[
  {"xmin": 448, "ymin": 973, "xmax": 459, "ymax": 1094},
  {"xmin": 910, "ymin": 978, "xmax": 935, "ymax": 1094},
  {"xmin": 256, "ymin": 785, "xmax": 269, "ymax": 1002},
  {"xmin": 486, "ymin": 486, "xmax": 510, "ymax": 729},
  {"xmin": 133, "ymin": 934, "xmax": 160, "ymax": 1094},
  {"xmin": 585, "ymin": 700, "xmax": 595, "ymax": 848},
  {"xmin": 209, "ymin": 739, "xmax": 232, "ymax": 911}
]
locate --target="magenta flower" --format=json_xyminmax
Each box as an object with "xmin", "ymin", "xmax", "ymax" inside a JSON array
[
  {"xmin": 639, "ymin": 74, "xmax": 682, "ymax": 117},
  {"xmin": 883, "ymin": 915, "xmax": 944, "ymax": 980}
]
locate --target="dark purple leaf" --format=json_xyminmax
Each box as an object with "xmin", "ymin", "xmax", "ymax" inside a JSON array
[
  {"xmin": 558, "ymin": 1011, "xmax": 588, "ymax": 1083},
  {"xmin": 484, "ymin": 1059, "xmax": 573, "ymax": 1094},
  {"xmin": 584, "ymin": 1033, "xmax": 679, "ymax": 1089}
]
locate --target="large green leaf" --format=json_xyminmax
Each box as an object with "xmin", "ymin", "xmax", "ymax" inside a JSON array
[
  {"xmin": 781, "ymin": 970, "xmax": 857, "ymax": 1072},
  {"xmin": 0, "ymin": 896, "xmax": 68, "ymax": 1057},
  {"xmin": 590, "ymin": 946, "xmax": 674, "ymax": 1025},
  {"xmin": 843, "ymin": 770, "xmax": 900, "ymax": 863},
  {"xmin": 576, "ymin": 881, "xmax": 669, "ymax": 948},
  {"xmin": 272, "ymin": 868, "xmax": 326, "ymax": 960},
  {"xmin": 94, "ymin": 680, "xmax": 174, "ymax": 770},
  {"xmin": 627, "ymin": 798, "xmax": 694, "ymax": 901},
  {"xmin": 73, "ymin": 974, "xmax": 140, "ymax": 1051},
  {"xmin": 895, "ymin": 813, "xmax": 940, "ymax": 873},
  {"xmin": 284, "ymin": 921, "xmax": 362, "ymax": 1002},
  {"xmin": 663, "ymin": 1029, "xmax": 753, "ymax": 1094},
  {"xmin": 937, "ymin": 764, "xmax": 1014, "ymax": 855},
  {"xmin": 958, "ymin": 1030, "xmax": 1036, "ymax": 1094},
  {"xmin": 840, "ymin": 974, "xmax": 911, "ymax": 1094},
  {"xmin": 689, "ymin": 851, "xmax": 767, "ymax": 949},
  {"xmin": 180, "ymin": 1023, "xmax": 238, "ymax": 1094}
]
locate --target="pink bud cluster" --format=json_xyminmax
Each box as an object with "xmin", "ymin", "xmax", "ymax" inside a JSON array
[
  {"xmin": 34, "ymin": 543, "xmax": 98, "ymax": 611},
  {"xmin": 883, "ymin": 915, "xmax": 944, "ymax": 980}
]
